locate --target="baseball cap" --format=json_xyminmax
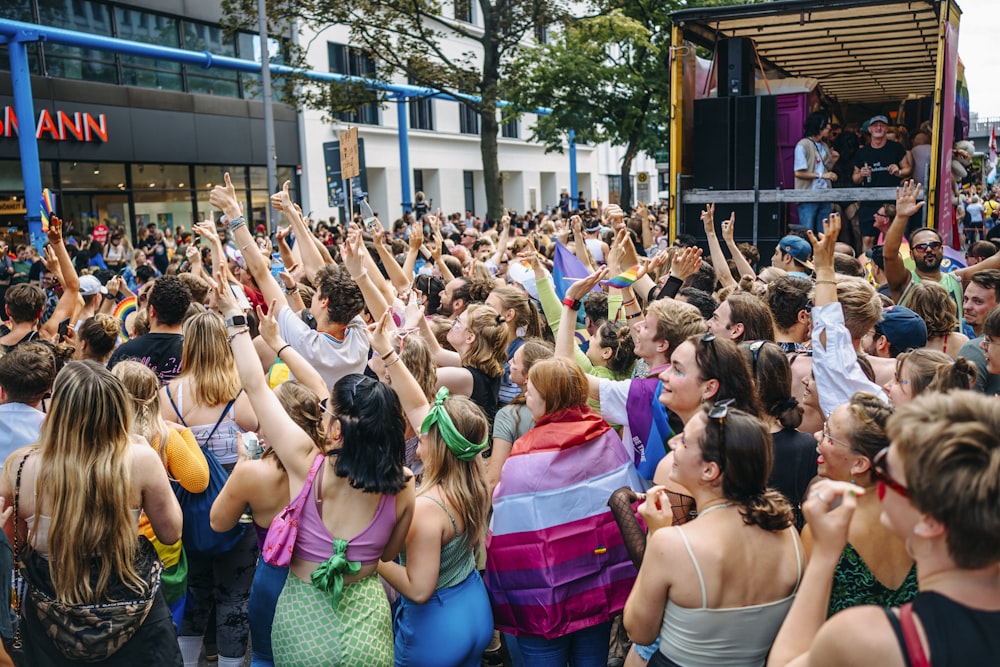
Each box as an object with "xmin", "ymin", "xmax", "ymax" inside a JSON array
[
  {"xmin": 867, "ymin": 245, "xmax": 885, "ymax": 270},
  {"xmin": 875, "ymin": 306, "xmax": 927, "ymax": 354},
  {"xmin": 868, "ymin": 115, "xmax": 889, "ymax": 126},
  {"xmin": 79, "ymin": 274, "xmax": 107, "ymax": 297},
  {"xmin": 778, "ymin": 235, "xmax": 814, "ymax": 271}
]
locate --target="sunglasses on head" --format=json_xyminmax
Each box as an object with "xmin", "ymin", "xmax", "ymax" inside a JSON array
[
  {"xmin": 707, "ymin": 398, "xmax": 736, "ymax": 470},
  {"xmin": 912, "ymin": 241, "xmax": 942, "ymax": 253},
  {"xmin": 748, "ymin": 340, "xmax": 765, "ymax": 376}
]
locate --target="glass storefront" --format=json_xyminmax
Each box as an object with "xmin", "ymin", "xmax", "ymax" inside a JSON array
[{"xmin": 1, "ymin": 160, "xmax": 296, "ymax": 243}]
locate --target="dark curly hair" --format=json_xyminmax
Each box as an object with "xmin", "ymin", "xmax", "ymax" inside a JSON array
[
  {"xmin": 315, "ymin": 265, "xmax": 365, "ymax": 325},
  {"xmin": 327, "ymin": 374, "xmax": 410, "ymax": 494},
  {"xmin": 596, "ymin": 320, "xmax": 636, "ymax": 374},
  {"xmin": 147, "ymin": 276, "xmax": 192, "ymax": 326},
  {"xmin": 698, "ymin": 405, "xmax": 793, "ymax": 531}
]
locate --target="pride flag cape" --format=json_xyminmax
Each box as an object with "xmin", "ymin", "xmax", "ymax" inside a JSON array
[{"xmin": 485, "ymin": 406, "xmax": 642, "ymax": 640}]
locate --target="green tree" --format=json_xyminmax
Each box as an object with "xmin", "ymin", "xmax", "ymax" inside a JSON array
[
  {"xmin": 509, "ymin": 4, "xmax": 672, "ymax": 209},
  {"xmin": 223, "ymin": 0, "xmax": 563, "ymax": 221}
]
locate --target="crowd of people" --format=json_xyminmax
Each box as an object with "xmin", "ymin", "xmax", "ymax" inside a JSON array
[{"xmin": 0, "ymin": 148, "xmax": 999, "ymax": 667}]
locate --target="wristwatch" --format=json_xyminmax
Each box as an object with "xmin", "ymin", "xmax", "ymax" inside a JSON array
[{"xmin": 225, "ymin": 314, "xmax": 248, "ymax": 328}]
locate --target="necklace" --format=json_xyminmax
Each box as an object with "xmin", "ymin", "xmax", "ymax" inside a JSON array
[{"xmin": 697, "ymin": 501, "xmax": 735, "ymax": 518}]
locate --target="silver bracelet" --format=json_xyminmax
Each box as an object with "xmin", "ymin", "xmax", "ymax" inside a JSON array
[
  {"xmin": 228, "ymin": 215, "xmax": 247, "ymax": 232},
  {"xmin": 226, "ymin": 326, "xmax": 250, "ymax": 342}
]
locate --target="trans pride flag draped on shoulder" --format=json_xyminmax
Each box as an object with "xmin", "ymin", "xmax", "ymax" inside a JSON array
[{"xmin": 485, "ymin": 405, "xmax": 642, "ymax": 640}]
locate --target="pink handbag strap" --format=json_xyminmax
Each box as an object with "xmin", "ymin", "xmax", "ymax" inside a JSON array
[{"xmin": 262, "ymin": 454, "xmax": 325, "ymax": 553}]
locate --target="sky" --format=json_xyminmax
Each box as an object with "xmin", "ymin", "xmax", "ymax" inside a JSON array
[{"xmin": 959, "ymin": 0, "xmax": 1000, "ymax": 118}]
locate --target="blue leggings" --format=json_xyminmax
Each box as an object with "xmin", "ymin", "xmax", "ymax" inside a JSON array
[
  {"xmin": 248, "ymin": 560, "xmax": 289, "ymax": 667},
  {"xmin": 393, "ymin": 570, "xmax": 494, "ymax": 667}
]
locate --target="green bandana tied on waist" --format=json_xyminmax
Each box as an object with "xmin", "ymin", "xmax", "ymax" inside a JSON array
[
  {"xmin": 311, "ymin": 538, "xmax": 361, "ymax": 604},
  {"xmin": 420, "ymin": 387, "xmax": 488, "ymax": 461}
]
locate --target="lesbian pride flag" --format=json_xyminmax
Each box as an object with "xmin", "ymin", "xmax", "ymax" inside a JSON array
[{"xmin": 485, "ymin": 405, "xmax": 642, "ymax": 639}]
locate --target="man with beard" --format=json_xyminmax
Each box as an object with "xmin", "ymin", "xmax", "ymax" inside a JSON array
[{"xmin": 886, "ymin": 180, "xmax": 1000, "ymax": 322}]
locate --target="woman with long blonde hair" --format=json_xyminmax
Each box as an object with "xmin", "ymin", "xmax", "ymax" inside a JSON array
[
  {"xmin": 0, "ymin": 361, "xmax": 182, "ymax": 664},
  {"xmin": 113, "ymin": 360, "xmax": 209, "ymax": 626},
  {"xmin": 369, "ymin": 312, "xmax": 494, "ymax": 666},
  {"xmin": 159, "ymin": 310, "xmax": 258, "ymax": 667}
]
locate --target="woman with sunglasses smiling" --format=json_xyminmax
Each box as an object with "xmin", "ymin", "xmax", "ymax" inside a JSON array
[
  {"xmin": 624, "ymin": 401, "xmax": 803, "ymax": 667},
  {"xmin": 807, "ymin": 392, "xmax": 916, "ymax": 617},
  {"xmin": 770, "ymin": 390, "xmax": 1000, "ymax": 666}
]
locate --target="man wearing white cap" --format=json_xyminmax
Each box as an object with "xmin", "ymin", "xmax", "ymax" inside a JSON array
[{"xmin": 853, "ymin": 114, "xmax": 911, "ymax": 253}]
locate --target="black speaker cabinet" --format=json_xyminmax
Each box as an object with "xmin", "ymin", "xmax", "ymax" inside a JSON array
[
  {"xmin": 680, "ymin": 202, "xmax": 783, "ymax": 263},
  {"xmin": 693, "ymin": 96, "xmax": 777, "ymax": 191},
  {"xmin": 718, "ymin": 38, "xmax": 755, "ymax": 98}
]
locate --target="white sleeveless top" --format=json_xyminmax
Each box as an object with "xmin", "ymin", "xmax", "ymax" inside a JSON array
[{"xmin": 657, "ymin": 526, "xmax": 803, "ymax": 667}]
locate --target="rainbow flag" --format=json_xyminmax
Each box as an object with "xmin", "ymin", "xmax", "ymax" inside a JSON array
[
  {"xmin": 602, "ymin": 265, "xmax": 639, "ymax": 289},
  {"xmin": 112, "ymin": 296, "xmax": 137, "ymax": 341},
  {"xmin": 485, "ymin": 406, "xmax": 641, "ymax": 639},
  {"xmin": 40, "ymin": 188, "xmax": 55, "ymax": 233}
]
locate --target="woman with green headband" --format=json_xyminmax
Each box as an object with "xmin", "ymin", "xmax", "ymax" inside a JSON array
[{"xmin": 371, "ymin": 312, "xmax": 495, "ymax": 667}]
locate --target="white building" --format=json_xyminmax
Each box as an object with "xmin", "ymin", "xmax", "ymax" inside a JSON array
[{"xmin": 293, "ymin": 22, "xmax": 658, "ymax": 223}]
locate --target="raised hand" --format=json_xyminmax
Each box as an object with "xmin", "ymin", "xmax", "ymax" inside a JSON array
[
  {"xmin": 895, "ymin": 180, "xmax": 926, "ymax": 219},
  {"xmin": 46, "ymin": 215, "xmax": 63, "ymax": 246},
  {"xmin": 565, "ymin": 266, "xmax": 608, "ymax": 301},
  {"xmin": 193, "ymin": 221, "xmax": 219, "ymax": 244},
  {"xmin": 669, "ymin": 246, "xmax": 703, "ymax": 281},
  {"xmin": 209, "ymin": 172, "xmax": 242, "ymax": 219},
  {"xmin": 256, "ymin": 299, "xmax": 282, "ymax": 347},
  {"xmin": 721, "ymin": 212, "xmax": 736, "ymax": 244},
  {"xmin": 700, "ymin": 204, "xmax": 716, "ymax": 236},
  {"xmin": 808, "ymin": 212, "xmax": 842, "ymax": 271}
]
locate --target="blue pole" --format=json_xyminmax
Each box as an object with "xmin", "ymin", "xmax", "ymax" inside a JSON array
[
  {"xmin": 396, "ymin": 98, "xmax": 412, "ymax": 213},
  {"xmin": 6, "ymin": 34, "xmax": 44, "ymax": 250},
  {"xmin": 568, "ymin": 130, "xmax": 578, "ymax": 209}
]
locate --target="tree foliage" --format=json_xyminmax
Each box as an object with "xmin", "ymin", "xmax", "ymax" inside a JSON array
[{"xmin": 222, "ymin": 0, "xmax": 566, "ymax": 220}]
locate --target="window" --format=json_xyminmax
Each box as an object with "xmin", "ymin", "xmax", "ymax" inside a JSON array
[
  {"xmin": 115, "ymin": 8, "xmax": 183, "ymax": 91},
  {"xmin": 459, "ymin": 103, "xmax": 479, "ymax": 135},
  {"xmin": 464, "ymin": 171, "xmax": 475, "ymax": 214},
  {"xmin": 410, "ymin": 96, "xmax": 434, "ymax": 130},
  {"xmin": 607, "ymin": 175, "xmax": 622, "ymax": 206},
  {"xmin": 182, "ymin": 22, "xmax": 239, "ymax": 97},
  {"xmin": 413, "ymin": 170, "xmax": 424, "ymax": 197},
  {"xmin": 454, "ymin": 0, "xmax": 474, "ymax": 23},
  {"xmin": 535, "ymin": 25, "xmax": 548, "ymax": 44},
  {"xmin": 327, "ymin": 42, "xmax": 380, "ymax": 125},
  {"xmin": 502, "ymin": 118, "xmax": 520, "ymax": 139},
  {"xmin": 37, "ymin": 0, "xmax": 117, "ymax": 84}
]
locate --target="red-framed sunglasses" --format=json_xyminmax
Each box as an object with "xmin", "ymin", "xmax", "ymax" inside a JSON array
[{"xmin": 871, "ymin": 447, "xmax": 909, "ymax": 500}]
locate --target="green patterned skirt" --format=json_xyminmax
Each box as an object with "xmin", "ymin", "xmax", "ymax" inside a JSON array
[{"xmin": 271, "ymin": 572, "xmax": 393, "ymax": 667}]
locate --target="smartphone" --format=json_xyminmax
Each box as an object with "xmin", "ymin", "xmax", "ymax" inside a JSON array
[
  {"xmin": 243, "ymin": 432, "xmax": 263, "ymax": 460},
  {"xmin": 57, "ymin": 317, "xmax": 70, "ymax": 337}
]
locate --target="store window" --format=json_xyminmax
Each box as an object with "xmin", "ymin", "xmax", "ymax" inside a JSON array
[
  {"xmin": 60, "ymin": 162, "xmax": 127, "ymax": 191},
  {"xmin": 115, "ymin": 8, "xmax": 182, "ymax": 91},
  {"xmin": 182, "ymin": 22, "xmax": 239, "ymax": 98},
  {"xmin": 37, "ymin": 0, "xmax": 118, "ymax": 84}
]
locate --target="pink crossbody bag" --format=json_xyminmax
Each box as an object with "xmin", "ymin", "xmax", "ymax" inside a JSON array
[{"xmin": 261, "ymin": 453, "xmax": 325, "ymax": 567}]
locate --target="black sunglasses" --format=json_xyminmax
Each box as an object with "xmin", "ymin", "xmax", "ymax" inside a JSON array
[
  {"xmin": 707, "ymin": 398, "xmax": 736, "ymax": 470},
  {"xmin": 912, "ymin": 241, "xmax": 942, "ymax": 253}
]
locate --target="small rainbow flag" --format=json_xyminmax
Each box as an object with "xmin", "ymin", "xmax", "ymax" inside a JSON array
[
  {"xmin": 113, "ymin": 296, "xmax": 137, "ymax": 341},
  {"xmin": 40, "ymin": 188, "xmax": 55, "ymax": 232},
  {"xmin": 602, "ymin": 265, "xmax": 639, "ymax": 289}
]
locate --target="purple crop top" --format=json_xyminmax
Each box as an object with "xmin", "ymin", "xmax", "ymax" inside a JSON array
[{"xmin": 293, "ymin": 462, "xmax": 397, "ymax": 566}]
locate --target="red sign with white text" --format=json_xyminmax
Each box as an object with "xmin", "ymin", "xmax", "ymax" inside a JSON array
[{"xmin": 1, "ymin": 106, "xmax": 109, "ymax": 142}]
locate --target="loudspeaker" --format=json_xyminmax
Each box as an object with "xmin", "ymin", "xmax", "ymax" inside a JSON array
[
  {"xmin": 732, "ymin": 95, "xmax": 777, "ymax": 190},
  {"xmin": 693, "ymin": 98, "xmax": 733, "ymax": 190},
  {"xmin": 718, "ymin": 38, "xmax": 755, "ymax": 98},
  {"xmin": 693, "ymin": 96, "xmax": 777, "ymax": 191}
]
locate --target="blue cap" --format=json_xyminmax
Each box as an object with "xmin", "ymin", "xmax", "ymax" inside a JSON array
[
  {"xmin": 876, "ymin": 306, "xmax": 927, "ymax": 354},
  {"xmin": 778, "ymin": 235, "xmax": 814, "ymax": 270}
]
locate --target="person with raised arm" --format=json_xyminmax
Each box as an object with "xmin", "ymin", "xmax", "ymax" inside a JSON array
[
  {"xmin": 210, "ymin": 174, "xmax": 369, "ymax": 388},
  {"xmin": 218, "ymin": 276, "xmax": 415, "ymax": 667},
  {"xmin": 367, "ymin": 312, "xmax": 494, "ymax": 667}
]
